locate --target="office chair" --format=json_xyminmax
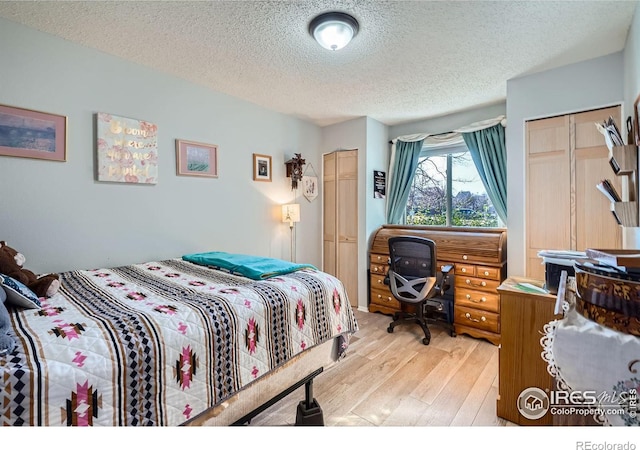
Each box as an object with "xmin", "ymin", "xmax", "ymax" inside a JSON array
[{"xmin": 385, "ymin": 236, "xmax": 454, "ymax": 345}]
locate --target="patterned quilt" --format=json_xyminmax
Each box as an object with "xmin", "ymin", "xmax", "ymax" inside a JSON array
[{"xmin": 0, "ymin": 258, "xmax": 358, "ymax": 426}]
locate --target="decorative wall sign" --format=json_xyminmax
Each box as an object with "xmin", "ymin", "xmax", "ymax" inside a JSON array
[
  {"xmin": 0, "ymin": 103, "xmax": 67, "ymax": 161},
  {"xmin": 96, "ymin": 112, "xmax": 158, "ymax": 184},
  {"xmin": 176, "ymin": 139, "xmax": 218, "ymax": 178},
  {"xmin": 374, "ymin": 170, "xmax": 386, "ymax": 199},
  {"xmin": 253, "ymin": 153, "xmax": 272, "ymax": 182},
  {"xmin": 302, "ymin": 176, "xmax": 318, "ymax": 202}
]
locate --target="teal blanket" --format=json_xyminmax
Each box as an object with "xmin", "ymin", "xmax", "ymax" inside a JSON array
[{"xmin": 182, "ymin": 251, "xmax": 317, "ymax": 280}]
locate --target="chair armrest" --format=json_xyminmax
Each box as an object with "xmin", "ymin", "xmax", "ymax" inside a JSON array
[{"xmin": 440, "ymin": 264, "xmax": 453, "ymax": 275}]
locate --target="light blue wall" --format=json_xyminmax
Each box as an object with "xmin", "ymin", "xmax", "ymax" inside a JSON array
[{"xmin": 0, "ymin": 19, "xmax": 323, "ymax": 273}]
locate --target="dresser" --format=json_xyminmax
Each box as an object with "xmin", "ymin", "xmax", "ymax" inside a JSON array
[
  {"xmin": 496, "ymin": 277, "xmax": 560, "ymax": 425},
  {"xmin": 368, "ymin": 225, "xmax": 507, "ymax": 345}
]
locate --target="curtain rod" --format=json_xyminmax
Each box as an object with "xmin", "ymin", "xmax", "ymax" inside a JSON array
[{"xmin": 388, "ymin": 130, "xmax": 454, "ymax": 144}]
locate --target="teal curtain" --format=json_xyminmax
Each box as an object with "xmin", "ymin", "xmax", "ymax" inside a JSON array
[
  {"xmin": 462, "ymin": 124, "xmax": 507, "ymax": 224},
  {"xmin": 386, "ymin": 139, "xmax": 424, "ymax": 224}
]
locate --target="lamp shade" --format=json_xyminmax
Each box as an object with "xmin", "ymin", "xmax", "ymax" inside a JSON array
[
  {"xmin": 309, "ymin": 12, "xmax": 359, "ymax": 51},
  {"xmin": 282, "ymin": 203, "xmax": 301, "ymax": 225}
]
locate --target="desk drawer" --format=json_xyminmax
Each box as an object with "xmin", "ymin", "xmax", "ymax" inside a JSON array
[
  {"xmin": 455, "ymin": 264, "xmax": 476, "ymax": 276},
  {"xmin": 455, "ymin": 305, "xmax": 499, "ymax": 333},
  {"xmin": 475, "ymin": 265, "xmax": 501, "ymax": 281},
  {"xmin": 370, "ymin": 286, "xmax": 400, "ymax": 309},
  {"xmin": 370, "ymin": 273, "xmax": 387, "ymax": 290},
  {"xmin": 455, "ymin": 276, "xmax": 501, "ymax": 293},
  {"xmin": 455, "ymin": 287, "xmax": 499, "ymax": 313}
]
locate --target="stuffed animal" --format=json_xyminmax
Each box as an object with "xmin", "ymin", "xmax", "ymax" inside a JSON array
[
  {"xmin": 0, "ymin": 285, "xmax": 16, "ymax": 355},
  {"xmin": 0, "ymin": 241, "xmax": 60, "ymax": 298}
]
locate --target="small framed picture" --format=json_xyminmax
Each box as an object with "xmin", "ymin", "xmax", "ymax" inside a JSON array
[
  {"xmin": 253, "ymin": 153, "xmax": 272, "ymax": 182},
  {"xmin": 0, "ymin": 103, "xmax": 67, "ymax": 161},
  {"xmin": 176, "ymin": 139, "xmax": 218, "ymax": 178}
]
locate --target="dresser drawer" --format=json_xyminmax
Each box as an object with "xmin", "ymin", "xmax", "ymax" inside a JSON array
[
  {"xmin": 475, "ymin": 265, "xmax": 501, "ymax": 281},
  {"xmin": 454, "ymin": 305, "xmax": 499, "ymax": 333},
  {"xmin": 370, "ymin": 273, "xmax": 387, "ymax": 290},
  {"xmin": 455, "ymin": 276, "xmax": 501, "ymax": 293},
  {"xmin": 455, "ymin": 264, "xmax": 475, "ymax": 276},
  {"xmin": 370, "ymin": 286, "xmax": 400, "ymax": 309},
  {"xmin": 370, "ymin": 253, "xmax": 389, "ymax": 265},
  {"xmin": 455, "ymin": 287, "xmax": 500, "ymax": 313},
  {"xmin": 369, "ymin": 262, "xmax": 388, "ymax": 275}
]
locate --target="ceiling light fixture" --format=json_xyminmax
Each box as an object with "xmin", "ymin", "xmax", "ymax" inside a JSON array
[{"xmin": 309, "ymin": 11, "xmax": 359, "ymax": 51}]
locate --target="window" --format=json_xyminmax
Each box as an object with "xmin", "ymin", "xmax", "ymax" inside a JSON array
[{"xmin": 405, "ymin": 145, "xmax": 499, "ymax": 227}]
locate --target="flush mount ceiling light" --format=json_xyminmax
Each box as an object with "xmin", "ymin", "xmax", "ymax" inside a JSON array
[{"xmin": 309, "ymin": 11, "xmax": 359, "ymax": 51}]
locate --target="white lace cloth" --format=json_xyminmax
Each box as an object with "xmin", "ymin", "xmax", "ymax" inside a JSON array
[{"xmin": 541, "ymin": 281, "xmax": 640, "ymax": 426}]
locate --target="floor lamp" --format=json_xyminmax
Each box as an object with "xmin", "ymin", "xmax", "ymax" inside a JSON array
[{"xmin": 282, "ymin": 203, "xmax": 300, "ymax": 262}]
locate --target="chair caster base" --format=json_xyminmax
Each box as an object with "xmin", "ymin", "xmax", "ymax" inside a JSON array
[
  {"xmin": 387, "ymin": 326, "xmax": 394, "ymax": 333},
  {"xmin": 422, "ymin": 337, "xmax": 430, "ymax": 345}
]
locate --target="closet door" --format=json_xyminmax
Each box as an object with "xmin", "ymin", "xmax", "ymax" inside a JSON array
[
  {"xmin": 574, "ymin": 106, "xmax": 622, "ymax": 251},
  {"xmin": 525, "ymin": 105, "xmax": 623, "ymax": 280},
  {"xmin": 336, "ymin": 150, "xmax": 358, "ymax": 308},
  {"xmin": 526, "ymin": 115, "xmax": 571, "ymax": 280},
  {"xmin": 322, "ymin": 149, "xmax": 358, "ymax": 308},
  {"xmin": 323, "ymin": 152, "xmax": 337, "ymax": 276}
]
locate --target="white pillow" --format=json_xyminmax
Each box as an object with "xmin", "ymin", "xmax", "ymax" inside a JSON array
[{"xmin": 0, "ymin": 274, "xmax": 41, "ymax": 309}]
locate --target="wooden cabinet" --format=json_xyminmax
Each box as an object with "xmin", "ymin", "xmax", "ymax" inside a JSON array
[
  {"xmin": 368, "ymin": 225, "xmax": 507, "ymax": 345},
  {"xmin": 496, "ymin": 277, "xmax": 561, "ymax": 425},
  {"xmin": 525, "ymin": 105, "xmax": 623, "ymax": 280},
  {"xmin": 323, "ymin": 149, "xmax": 358, "ymax": 307}
]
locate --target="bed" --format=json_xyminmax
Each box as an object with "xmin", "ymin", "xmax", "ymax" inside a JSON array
[{"xmin": 0, "ymin": 253, "xmax": 359, "ymax": 426}]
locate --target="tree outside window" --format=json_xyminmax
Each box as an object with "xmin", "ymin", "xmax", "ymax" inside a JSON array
[{"xmin": 406, "ymin": 151, "xmax": 499, "ymax": 227}]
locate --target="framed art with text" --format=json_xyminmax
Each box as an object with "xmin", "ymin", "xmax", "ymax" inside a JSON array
[
  {"xmin": 96, "ymin": 112, "xmax": 158, "ymax": 184},
  {"xmin": 0, "ymin": 103, "xmax": 67, "ymax": 161}
]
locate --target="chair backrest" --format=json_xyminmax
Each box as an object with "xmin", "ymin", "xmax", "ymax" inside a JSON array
[{"xmin": 388, "ymin": 236, "xmax": 437, "ymax": 281}]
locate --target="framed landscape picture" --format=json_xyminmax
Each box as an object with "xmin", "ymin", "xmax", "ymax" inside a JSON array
[
  {"xmin": 0, "ymin": 103, "xmax": 67, "ymax": 161},
  {"xmin": 253, "ymin": 153, "xmax": 272, "ymax": 182},
  {"xmin": 176, "ymin": 139, "xmax": 218, "ymax": 178}
]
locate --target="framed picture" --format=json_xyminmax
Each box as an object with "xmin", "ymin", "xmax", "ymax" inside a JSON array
[
  {"xmin": 176, "ymin": 139, "xmax": 218, "ymax": 178},
  {"xmin": 0, "ymin": 103, "xmax": 67, "ymax": 161},
  {"xmin": 253, "ymin": 153, "xmax": 272, "ymax": 182}
]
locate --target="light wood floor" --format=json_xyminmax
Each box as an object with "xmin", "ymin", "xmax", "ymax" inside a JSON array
[{"xmin": 250, "ymin": 309, "xmax": 516, "ymax": 427}]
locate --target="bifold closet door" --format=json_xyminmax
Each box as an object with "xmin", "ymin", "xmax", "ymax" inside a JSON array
[
  {"xmin": 525, "ymin": 105, "xmax": 622, "ymax": 280},
  {"xmin": 526, "ymin": 115, "xmax": 571, "ymax": 280},
  {"xmin": 323, "ymin": 150, "xmax": 358, "ymax": 308}
]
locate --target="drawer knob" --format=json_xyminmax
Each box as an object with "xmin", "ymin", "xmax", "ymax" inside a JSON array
[
  {"xmin": 466, "ymin": 294, "xmax": 471, "ymax": 299},
  {"xmin": 461, "ymin": 268, "xmax": 466, "ymax": 273},
  {"xmin": 374, "ymin": 267, "xmax": 378, "ymax": 272},
  {"xmin": 377, "ymin": 279, "xmax": 382, "ymax": 284},
  {"xmin": 377, "ymin": 256, "xmax": 382, "ymax": 261},
  {"xmin": 377, "ymin": 294, "xmax": 382, "ymax": 299},
  {"xmin": 481, "ymin": 281, "xmax": 486, "ymax": 287},
  {"xmin": 484, "ymin": 271, "xmax": 489, "ymax": 276},
  {"xmin": 463, "ymin": 255, "xmax": 468, "ymax": 260}
]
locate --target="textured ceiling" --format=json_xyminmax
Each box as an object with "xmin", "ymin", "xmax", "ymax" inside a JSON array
[{"xmin": 0, "ymin": 0, "xmax": 637, "ymax": 127}]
